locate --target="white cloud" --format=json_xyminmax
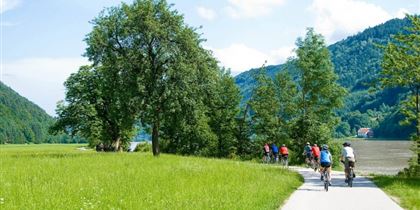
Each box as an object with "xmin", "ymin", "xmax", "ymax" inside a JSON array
[
  {"xmin": 396, "ymin": 8, "xmax": 409, "ymax": 19},
  {"xmin": 224, "ymin": 0, "xmax": 286, "ymax": 19},
  {"xmin": 197, "ymin": 6, "xmax": 217, "ymax": 21},
  {"xmin": 309, "ymin": 0, "xmax": 392, "ymax": 43},
  {"xmin": 2, "ymin": 57, "xmax": 88, "ymax": 115},
  {"xmin": 1, "ymin": 0, "xmax": 21, "ymax": 14},
  {"xmin": 208, "ymin": 44, "xmax": 294, "ymax": 75}
]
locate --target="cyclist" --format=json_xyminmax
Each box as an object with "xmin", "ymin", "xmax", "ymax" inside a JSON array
[
  {"xmin": 341, "ymin": 142, "xmax": 356, "ymax": 183},
  {"xmin": 319, "ymin": 144, "xmax": 332, "ymax": 185},
  {"xmin": 263, "ymin": 143, "xmax": 270, "ymax": 163},
  {"xmin": 271, "ymin": 143, "xmax": 279, "ymax": 163},
  {"xmin": 280, "ymin": 144, "xmax": 289, "ymax": 164},
  {"xmin": 303, "ymin": 142, "xmax": 312, "ymax": 166},
  {"xmin": 311, "ymin": 144, "xmax": 320, "ymax": 163}
]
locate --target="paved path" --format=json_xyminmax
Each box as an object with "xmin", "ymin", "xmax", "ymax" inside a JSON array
[{"xmin": 281, "ymin": 167, "xmax": 403, "ymax": 210}]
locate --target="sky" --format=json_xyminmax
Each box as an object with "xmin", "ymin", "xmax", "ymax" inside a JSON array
[{"xmin": 1, "ymin": 0, "xmax": 419, "ymax": 116}]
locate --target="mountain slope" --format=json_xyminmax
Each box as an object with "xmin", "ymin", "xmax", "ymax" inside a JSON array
[
  {"xmin": 0, "ymin": 82, "xmax": 60, "ymax": 143},
  {"xmin": 234, "ymin": 17, "xmax": 415, "ymax": 138}
]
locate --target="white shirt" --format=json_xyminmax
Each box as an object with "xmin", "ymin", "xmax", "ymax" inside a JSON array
[{"xmin": 342, "ymin": 147, "xmax": 355, "ymax": 158}]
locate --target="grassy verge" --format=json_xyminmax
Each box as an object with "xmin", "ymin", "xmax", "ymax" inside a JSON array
[
  {"xmin": 372, "ymin": 175, "xmax": 420, "ymax": 210},
  {"xmin": 0, "ymin": 144, "xmax": 302, "ymax": 209}
]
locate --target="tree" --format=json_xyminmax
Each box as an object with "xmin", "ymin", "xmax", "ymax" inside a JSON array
[
  {"xmin": 291, "ymin": 28, "xmax": 346, "ymax": 152},
  {"xmin": 274, "ymin": 71, "xmax": 299, "ymax": 144},
  {"xmin": 249, "ymin": 67, "xmax": 281, "ymax": 145},
  {"xmin": 208, "ymin": 69, "xmax": 241, "ymax": 157},
  {"xmin": 380, "ymin": 15, "xmax": 420, "ymax": 164},
  {"xmin": 50, "ymin": 65, "xmax": 137, "ymax": 151}
]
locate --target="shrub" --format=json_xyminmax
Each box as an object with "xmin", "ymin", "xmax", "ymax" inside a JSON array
[
  {"xmin": 133, "ymin": 142, "xmax": 152, "ymax": 153},
  {"xmin": 328, "ymin": 140, "xmax": 343, "ymax": 169}
]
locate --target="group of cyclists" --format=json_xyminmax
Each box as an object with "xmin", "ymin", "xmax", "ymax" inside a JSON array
[
  {"xmin": 262, "ymin": 143, "xmax": 289, "ymax": 165},
  {"xmin": 263, "ymin": 141, "xmax": 356, "ymax": 185},
  {"xmin": 303, "ymin": 141, "xmax": 356, "ymax": 185}
]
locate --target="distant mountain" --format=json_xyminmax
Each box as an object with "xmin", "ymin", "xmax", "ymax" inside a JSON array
[
  {"xmin": 0, "ymin": 82, "xmax": 76, "ymax": 143},
  {"xmin": 235, "ymin": 17, "xmax": 415, "ymax": 138}
]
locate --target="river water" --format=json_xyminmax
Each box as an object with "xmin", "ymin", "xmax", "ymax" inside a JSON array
[{"xmin": 349, "ymin": 140, "xmax": 414, "ymax": 175}]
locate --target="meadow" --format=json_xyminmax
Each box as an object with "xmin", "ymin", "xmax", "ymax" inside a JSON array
[{"xmin": 0, "ymin": 144, "xmax": 302, "ymax": 210}]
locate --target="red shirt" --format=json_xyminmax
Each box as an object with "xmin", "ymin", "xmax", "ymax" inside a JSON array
[
  {"xmin": 280, "ymin": 146, "xmax": 288, "ymax": 155},
  {"xmin": 312, "ymin": 146, "xmax": 320, "ymax": 157}
]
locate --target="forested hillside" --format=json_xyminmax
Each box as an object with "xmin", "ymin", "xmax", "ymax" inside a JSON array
[
  {"xmin": 235, "ymin": 17, "xmax": 415, "ymax": 139},
  {"xmin": 0, "ymin": 82, "xmax": 78, "ymax": 143}
]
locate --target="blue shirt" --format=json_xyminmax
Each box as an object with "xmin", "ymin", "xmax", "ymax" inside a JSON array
[
  {"xmin": 320, "ymin": 150, "xmax": 331, "ymax": 163},
  {"xmin": 271, "ymin": 144, "xmax": 279, "ymax": 153}
]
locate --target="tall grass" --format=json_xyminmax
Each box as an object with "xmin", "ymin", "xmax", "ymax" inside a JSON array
[
  {"xmin": 0, "ymin": 144, "xmax": 302, "ymax": 209},
  {"xmin": 372, "ymin": 176, "xmax": 420, "ymax": 210}
]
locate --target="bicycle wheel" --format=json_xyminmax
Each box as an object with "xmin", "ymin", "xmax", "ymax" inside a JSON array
[
  {"xmin": 324, "ymin": 173, "xmax": 329, "ymax": 192},
  {"xmin": 348, "ymin": 168, "xmax": 353, "ymax": 187}
]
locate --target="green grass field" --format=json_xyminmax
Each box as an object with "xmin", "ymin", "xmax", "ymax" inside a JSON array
[
  {"xmin": 0, "ymin": 144, "xmax": 302, "ymax": 209},
  {"xmin": 372, "ymin": 176, "xmax": 420, "ymax": 210}
]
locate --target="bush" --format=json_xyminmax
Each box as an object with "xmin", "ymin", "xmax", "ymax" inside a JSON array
[
  {"xmin": 398, "ymin": 165, "xmax": 420, "ymax": 178},
  {"xmin": 327, "ymin": 140, "xmax": 343, "ymax": 170},
  {"xmin": 133, "ymin": 142, "xmax": 152, "ymax": 152}
]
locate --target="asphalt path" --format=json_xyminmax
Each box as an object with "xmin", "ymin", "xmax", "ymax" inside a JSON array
[{"xmin": 281, "ymin": 167, "xmax": 403, "ymax": 210}]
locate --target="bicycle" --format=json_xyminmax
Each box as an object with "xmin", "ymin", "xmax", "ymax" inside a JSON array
[
  {"xmin": 342, "ymin": 160, "xmax": 355, "ymax": 187},
  {"xmin": 280, "ymin": 155, "xmax": 288, "ymax": 167},
  {"xmin": 347, "ymin": 166, "xmax": 354, "ymax": 187},
  {"xmin": 304, "ymin": 154, "xmax": 313, "ymax": 168},
  {"xmin": 271, "ymin": 153, "xmax": 279, "ymax": 164},
  {"xmin": 321, "ymin": 167, "xmax": 330, "ymax": 192},
  {"xmin": 312, "ymin": 159, "xmax": 320, "ymax": 172},
  {"xmin": 262, "ymin": 153, "xmax": 271, "ymax": 164}
]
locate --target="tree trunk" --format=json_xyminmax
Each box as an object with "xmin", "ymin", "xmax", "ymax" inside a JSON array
[
  {"xmin": 114, "ymin": 137, "xmax": 122, "ymax": 152},
  {"xmin": 152, "ymin": 120, "xmax": 160, "ymax": 156},
  {"xmin": 416, "ymin": 86, "xmax": 419, "ymax": 164}
]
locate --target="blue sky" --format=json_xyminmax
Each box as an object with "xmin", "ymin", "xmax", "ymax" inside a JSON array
[{"xmin": 1, "ymin": 0, "xmax": 419, "ymax": 115}]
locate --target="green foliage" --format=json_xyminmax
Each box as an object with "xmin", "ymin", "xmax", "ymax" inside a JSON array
[
  {"xmin": 328, "ymin": 140, "xmax": 343, "ymax": 169},
  {"xmin": 0, "ymin": 82, "xmax": 77, "ymax": 144},
  {"xmin": 52, "ymin": 0, "xmax": 239, "ymax": 156},
  {"xmin": 133, "ymin": 142, "xmax": 152, "ymax": 152},
  {"xmin": 379, "ymin": 14, "xmax": 420, "ymax": 163},
  {"xmin": 249, "ymin": 68, "xmax": 281, "ymax": 144},
  {"xmin": 235, "ymin": 17, "xmax": 415, "ymax": 139},
  {"xmin": 50, "ymin": 65, "xmax": 137, "ymax": 151},
  {"xmin": 207, "ymin": 69, "xmax": 242, "ymax": 157},
  {"xmin": 0, "ymin": 144, "xmax": 303, "ymax": 209},
  {"xmin": 289, "ymin": 28, "xmax": 346, "ymax": 160}
]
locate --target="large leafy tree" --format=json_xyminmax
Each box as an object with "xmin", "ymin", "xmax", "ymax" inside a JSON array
[
  {"xmin": 208, "ymin": 69, "xmax": 241, "ymax": 157},
  {"xmin": 380, "ymin": 15, "xmax": 420, "ymax": 164},
  {"xmin": 52, "ymin": 0, "xmax": 229, "ymax": 156},
  {"xmin": 274, "ymin": 71, "xmax": 299, "ymax": 144},
  {"xmin": 249, "ymin": 67, "xmax": 281, "ymax": 145},
  {"xmin": 51, "ymin": 65, "xmax": 137, "ymax": 151},
  {"xmin": 291, "ymin": 28, "xmax": 346, "ymax": 152}
]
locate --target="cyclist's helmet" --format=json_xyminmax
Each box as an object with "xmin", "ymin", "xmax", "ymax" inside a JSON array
[
  {"xmin": 314, "ymin": 144, "xmax": 317, "ymax": 147},
  {"xmin": 322, "ymin": 145, "xmax": 329, "ymax": 150},
  {"xmin": 306, "ymin": 142, "xmax": 310, "ymax": 145},
  {"xmin": 282, "ymin": 144, "xmax": 286, "ymax": 147}
]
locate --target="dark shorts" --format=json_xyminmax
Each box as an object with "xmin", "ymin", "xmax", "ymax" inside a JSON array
[
  {"xmin": 314, "ymin": 156, "xmax": 319, "ymax": 161},
  {"xmin": 345, "ymin": 158, "xmax": 355, "ymax": 168},
  {"xmin": 281, "ymin": 154, "xmax": 288, "ymax": 158},
  {"xmin": 321, "ymin": 162, "xmax": 331, "ymax": 168},
  {"xmin": 273, "ymin": 152, "xmax": 279, "ymax": 156},
  {"xmin": 305, "ymin": 153, "xmax": 312, "ymax": 158}
]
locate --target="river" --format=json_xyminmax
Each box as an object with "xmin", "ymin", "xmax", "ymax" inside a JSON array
[{"xmin": 349, "ymin": 140, "xmax": 414, "ymax": 175}]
